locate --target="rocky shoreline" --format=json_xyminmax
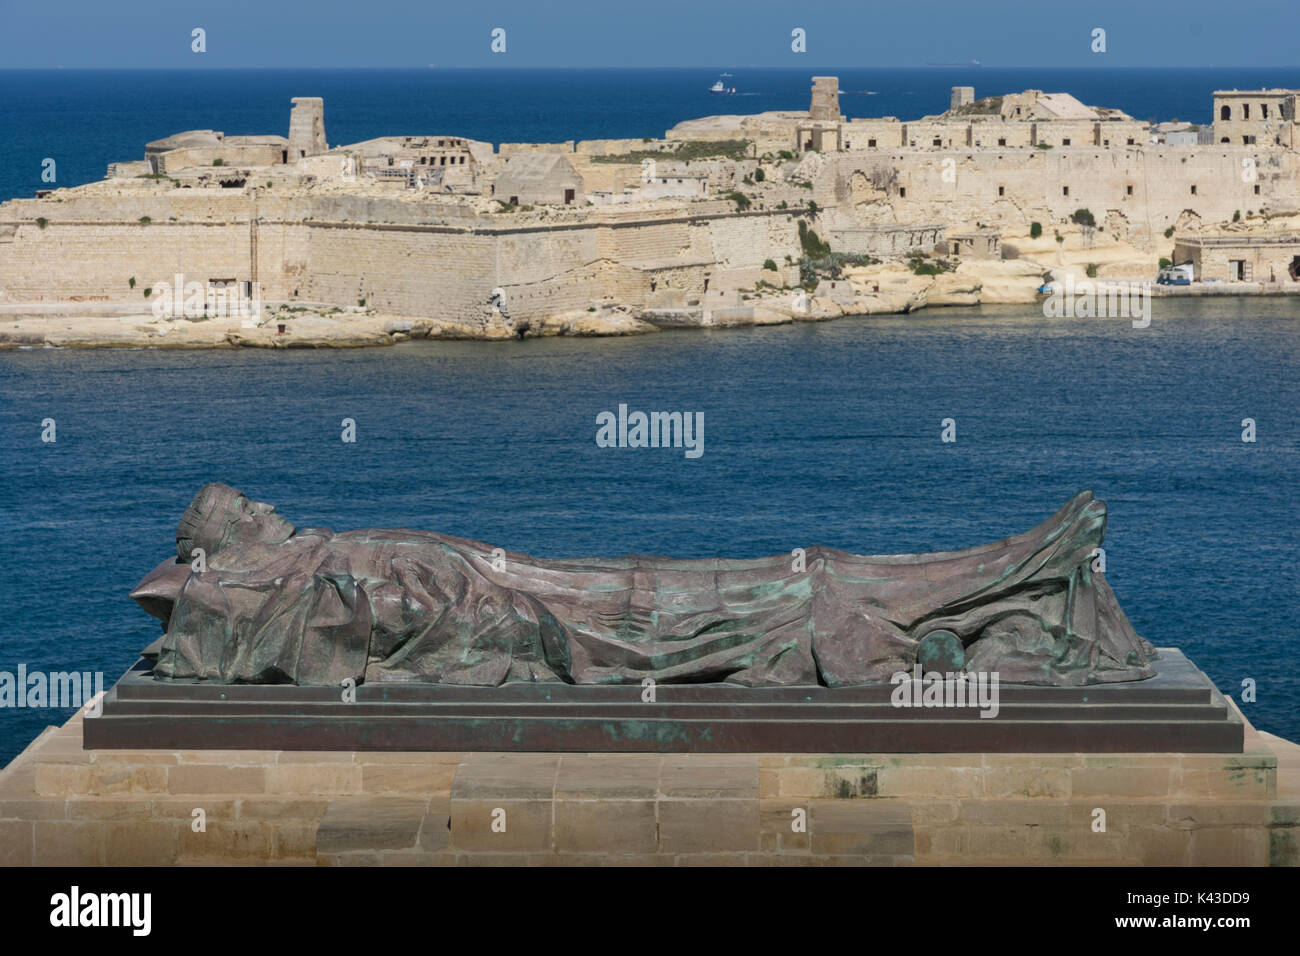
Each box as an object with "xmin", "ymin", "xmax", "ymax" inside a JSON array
[{"xmin": 4, "ymin": 232, "xmax": 1286, "ymax": 350}]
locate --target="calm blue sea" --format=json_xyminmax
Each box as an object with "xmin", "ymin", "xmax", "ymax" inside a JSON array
[
  {"xmin": 0, "ymin": 70, "xmax": 1298, "ymax": 762},
  {"xmin": 1, "ymin": 303, "xmax": 1298, "ymax": 760}
]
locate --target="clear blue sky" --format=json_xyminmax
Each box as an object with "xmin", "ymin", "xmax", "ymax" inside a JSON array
[{"xmin": 0, "ymin": 0, "xmax": 1294, "ymax": 68}]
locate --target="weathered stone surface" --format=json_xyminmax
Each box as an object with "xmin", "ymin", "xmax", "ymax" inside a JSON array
[{"xmin": 316, "ymin": 797, "xmax": 429, "ymax": 854}]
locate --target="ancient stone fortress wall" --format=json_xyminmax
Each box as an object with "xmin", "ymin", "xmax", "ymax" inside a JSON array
[
  {"xmin": 821, "ymin": 146, "xmax": 1299, "ymax": 244},
  {"xmin": 0, "ymin": 188, "xmax": 801, "ymax": 325}
]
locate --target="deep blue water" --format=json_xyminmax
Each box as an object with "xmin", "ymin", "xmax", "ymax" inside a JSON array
[
  {"xmin": 2, "ymin": 67, "xmax": 1299, "ymax": 202},
  {"xmin": 1, "ymin": 68, "xmax": 1299, "ymax": 761},
  {"xmin": 1, "ymin": 301, "xmax": 1298, "ymax": 761}
]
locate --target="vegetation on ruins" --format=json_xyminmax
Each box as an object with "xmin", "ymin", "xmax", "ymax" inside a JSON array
[
  {"xmin": 1086, "ymin": 263, "xmax": 1099, "ymax": 277},
  {"xmin": 796, "ymin": 220, "xmax": 879, "ymax": 287},
  {"xmin": 1070, "ymin": 208, "xmax": 1096, "ymax": 228},
  {"xmin": 798, "ymin": 219, "xmax": 830, "ymax": 257},
  {"xmin": 724, "ymin": 191, "xmax": 752, "ymax": 211},
  {"xmin": 212, "ymin": 158, "xmax": 224, "ymax": 166},
  {"xmin": 35, "ymin": 218, "xmax": 48, "ymax": 229},
  {"xmin": 1165, "ymin": 226, "xmax": 1175, "ymax": 238},
  {"xmin": 1030, "ymin": 221, "xmax": 1043, "ymax": 239},
  {"xmin": 907, "ymin": 250, "xmax": 953, "ymax": 276},
  {"xmin": 1159, "ymin": 257, "xmax": 1172, "ymax": 269},
  {"xmin": 763, "ymin": 259, "xmax": 778, "ymax": 271},
  {"xmin": 138, "ymin": 216, "xmax": 151, "ymax": 225},
  {"xmin": 753, "ymin": 168, "xmax": 765, "ymax": 182},
  {"xmin": 949, "ymin": 96, "xmax": 1003, "ymax": 117},
  {"xmin": 590, "ymin": 139, "xmax": 751, "ymax": 164},
  {"xmin": 128, "ymin": 277, "xmax": 136, "ymax": 289},
  {"xmin": 1036, "ymin": 143, "xmax": 1053, "ymax": 150}
]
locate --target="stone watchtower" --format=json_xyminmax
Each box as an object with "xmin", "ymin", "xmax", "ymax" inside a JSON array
[
  {"xmin": 288, "ymin": 97, "xmax": 327, "ymax": 159},
  {"xmin": 809, "ymin": 76, "xmax": 841, "ymax": 121},
  {"xmin": 950, "ymin": 86, "xmax": 975, "ymax": 111}
]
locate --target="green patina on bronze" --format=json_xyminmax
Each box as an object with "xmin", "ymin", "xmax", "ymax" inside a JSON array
[{"xmin": 129, "ymin": 485, "xmax": 1159, "ymax": 689}]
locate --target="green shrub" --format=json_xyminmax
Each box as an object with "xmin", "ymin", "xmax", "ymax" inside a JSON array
[
  {"xmin": 1164, "ymin": 226, "xmax": 1175, "ymax": 238},
  {"xmin": 591, "ymin": 139, "xmax": 750, "ymax": 164},
  {"xmin": 1159, "ymin": 257, "xmax": 1172, "ymax": 269},
  {"xmin": 138, "ymin": 216, "xmax": 151, "ymax": 225},
  {"xmin": 128, "ymin": 277, "xmax": 136, "ymax": 289},
  {"xmin": 1029, "ymin": 221, "xmax": 1042, "ymax": 239},
  {"xmin": 1070, "ymin": 208, "xmax": 1096, "ymax": 228},
  {"xmin": 35, "ymin": 217, "xmax": 48, "ymax": 229},
  {"xmin": 212, "ymin": 158, "xmax": 224, "ymax": 167},
  {"xmin": 1085, "ymin": 263, "xmax": 1098, "ymax": 278},
  {"xmin": 754, "ymin": 168, "xmax": 765, "ymax": 182},
  {"xmin": 1233, "ymin": 210, "xmax": 1241, "ymax": 222},
  {"xmin": 724, "ymin": 190, "xmax": 751, "ymax": 211},
  {"xmin": 763, "ymin": 259, "xmax": 778, "ymax": 271},
  {"xmin": 143, "ymin": 287, "xmax": 152, "ymax": 298},
  {"xmin": 798, "ymin": 220, "xmax": 831, "ymax": 257}
]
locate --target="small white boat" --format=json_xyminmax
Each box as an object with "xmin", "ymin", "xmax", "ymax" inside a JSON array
[{"xmin": 709, "ymin": 75, "xmax": 736, "ymax": 94}]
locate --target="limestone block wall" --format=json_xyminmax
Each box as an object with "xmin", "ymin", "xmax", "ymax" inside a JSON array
[
  {"xmin": 706, "ymin": 212, "xmax": 801, "ymax": 271},
  {"xmin": 1174, "ymin": 237, "xmax": 1300, "ymax": 283},
  {"xmin": 155, "ymin": 144, "xmax": 285, "ymax": 173},
  {"xmin": 903, "ymin": 121, "xmax": 968, "ymax": 150},
  {"xmin": 499, "ymin": 142, "xmax": 575, "ymax": 157},
  {"xmin": 823, "ymin": 147, "xmax": 1300, "ymax": 245},
  {"xmin": 608, "ymin": 218, "xmax": 693, "ymax": 262},
  {"xmin": 303, "ymin": 225, "xmax": 499, "ymax": 322},
  {"xmin": 0, "ymin": 221, "xmax": 251, "ymax": 303},
  {"xmin": 3, "ymin": 705, "xmax": 1296, "ymax": 867},
  {"xmin": 844, "ymin": 119, "xmax": 905, "ymax": 151},
  {"xmin": 970, "ymin": 122, "xmax": 1035, "ymax": 149}
]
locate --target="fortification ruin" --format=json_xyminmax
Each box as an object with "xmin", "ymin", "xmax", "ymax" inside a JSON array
[{"xmin": 2, "ymin": 77, "xmax": 1298, "ymax": 340}]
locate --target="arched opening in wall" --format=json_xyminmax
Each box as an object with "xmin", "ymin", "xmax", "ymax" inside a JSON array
[
  {"xmin": 1220, "ymin": 105, "xmax": 1231, "ymax": 120},
  {"xmin": 1288, "ymin": 256, "xmax": 1300, "ymax": 281}
]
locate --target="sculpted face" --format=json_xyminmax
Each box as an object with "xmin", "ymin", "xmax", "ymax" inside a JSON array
[
  {"xmin": 176, "ymin": 483, "xmax": 296, "ymax": 561},
  {"xmin": 227, "ymin": 494, "xmax": 296, "ymax": 550}
]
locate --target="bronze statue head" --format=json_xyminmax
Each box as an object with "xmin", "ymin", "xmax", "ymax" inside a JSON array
[{"xmin": 176, "ymin": 483, "xmax": 295, "ymax": 560}]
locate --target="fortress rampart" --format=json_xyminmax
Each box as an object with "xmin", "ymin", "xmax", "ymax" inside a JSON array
[
  {"xmin": 0, "ymin": 191, "xmax": 802, "ymax": 325},
  {"xmin": 3, "ymin": 78, "xmax": 1298, "ymax": 335}
]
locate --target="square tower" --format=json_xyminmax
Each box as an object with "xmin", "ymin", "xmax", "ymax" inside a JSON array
[
  {"xmin": 810, "ymin": 77, "xmax": 841, "ymax": 122},
  {"xmin": 289, "ymin": 97, "xmax": 327, "ymax": 159}
]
